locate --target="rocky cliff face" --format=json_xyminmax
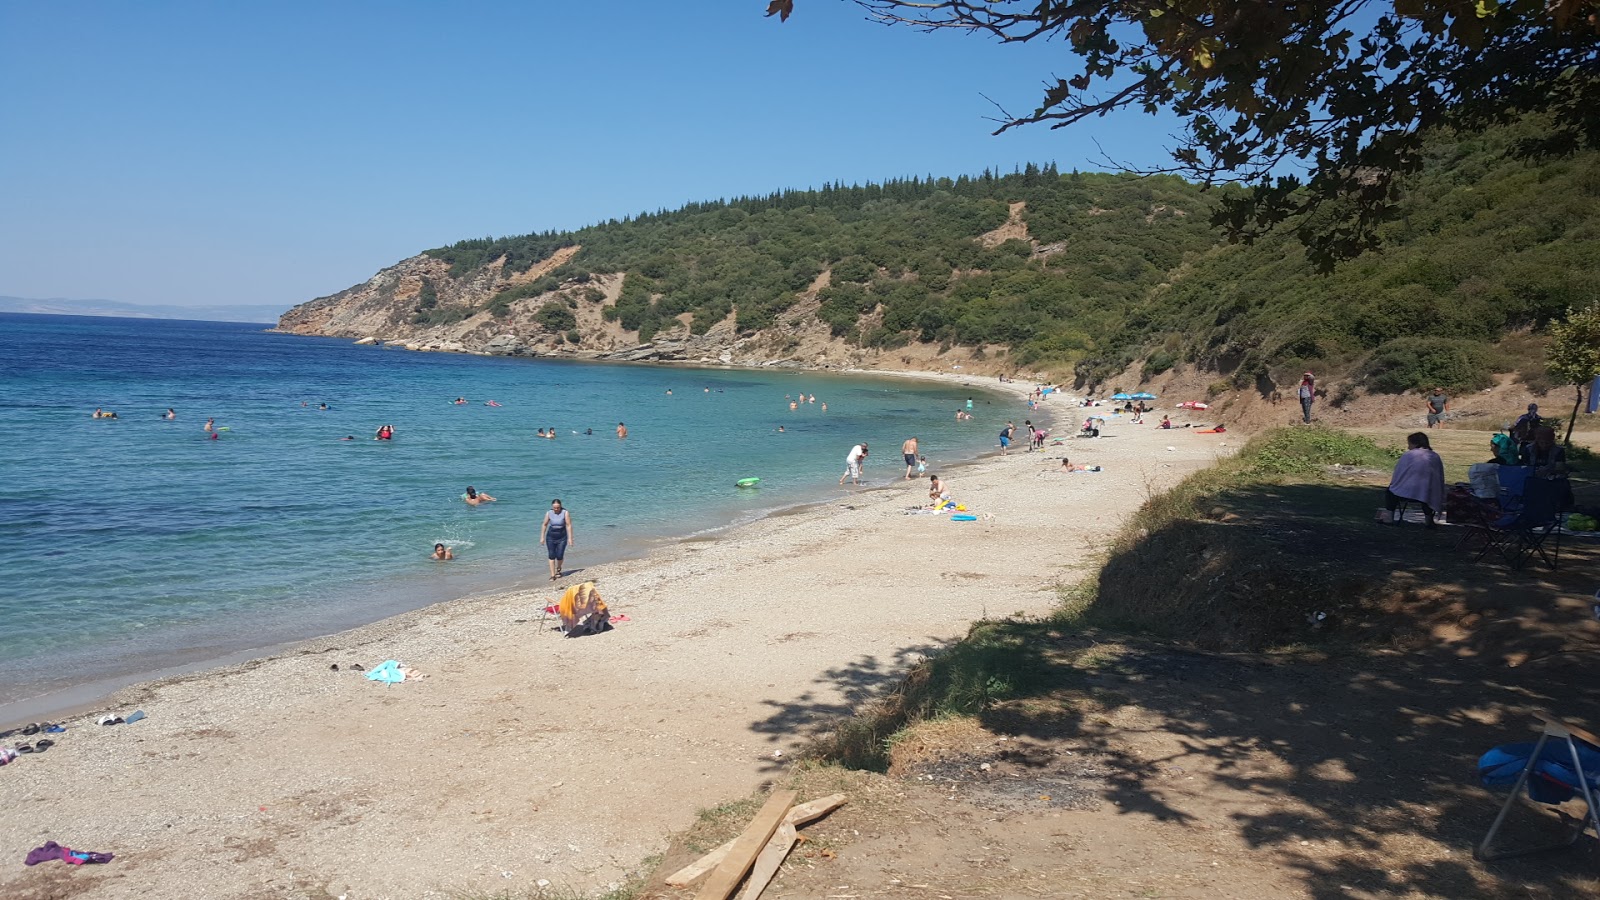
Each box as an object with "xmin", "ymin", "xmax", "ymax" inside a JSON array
[{"xmin": 275, "ymin": 247, "xmax": 1009, "ymax": 374}]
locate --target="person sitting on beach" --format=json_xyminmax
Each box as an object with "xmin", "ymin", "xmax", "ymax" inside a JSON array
[
  {"xmin": 1080, "ymin": 418, "xmax": 1101, "ymax": 438},
  {"xmin": 464, "ymin": 486, "xmax": 496, "ymax": 506},
  {"xmin": 432, "ymin": 543, "xmax": 454, "ymax": 561},
  {"xmin": 928, "ymin": 474, "xmax": 950, "ymax": 505},
  {"xmin": 1160, "ymin": 415, "xmax": 1172, "ymax": 429},
  {"xmin": 1382, "ymin": 432, "xmax": 1445, "ymax": 526}
]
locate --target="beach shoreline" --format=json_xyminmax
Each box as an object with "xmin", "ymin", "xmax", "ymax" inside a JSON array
[
  {"xmin": 1, "ymin": 368, "xmax": 1047, "ymax": 727},
  {"xmin": 0, "ymin": 369, "xmax": 1167, "ymax": 900}
]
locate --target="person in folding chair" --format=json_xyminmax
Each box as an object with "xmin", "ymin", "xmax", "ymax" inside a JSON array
[
  {"xmin": 1520, "ymin": 426, "xmax": 1574, "ymax": 511},
  {"xmin": 1381, "ymin": 432, "xmax": 1445, "ymax": 526}
]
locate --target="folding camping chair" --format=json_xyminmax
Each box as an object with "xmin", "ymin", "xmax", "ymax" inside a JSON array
[
  {"xmin": 1471, "ymin": 477, "xmax": 1564, "ymax": 570},
  {"xmin": 1476, "ymin": 715, "xmax": 1600, "ymax": 861}
]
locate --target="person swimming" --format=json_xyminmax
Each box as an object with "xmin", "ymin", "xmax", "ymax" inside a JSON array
[
  {"xmin": 204, "ymin": 418, "xmax": 215, "ymax": 432},
  {"xmin": 432, "ymin": 543, "xmax": 454, "ymax": 561},
  {"xmin": 375, "ymin": 424, "xmax": 394, "ymax": 440},
  {"xmin": 485, "ymin": 400, "xmax": 501, "ymax": 407},
  {"xmin": 544, "ymin": 426, "xmax": 556, "ymax": 439},
  {"xmin": 584, "ymin": 428, "xmax": 593, "ymax": 435},
  {"xmin": 537, "ymin": 428, "xmax": 547, "ymax": 438},
  {"xmin": 464, "ymin": 486, "xmax": 496, "ymax": 506},
  {"xmin": 339, "ymin": 435, "xmax": 355, "ymax": 441},
  {"xmin": 163, "ymin": 408, "xmax": 176, "ymax": 420},
  {"xmin": 454, "ymin": 397, "xmax": 468, "ymax": 405},
  {"xmin": 318, "ymin": 403, "xmax": 329, "ymax": 410}
]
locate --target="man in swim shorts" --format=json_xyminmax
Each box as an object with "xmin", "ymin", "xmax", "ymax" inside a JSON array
[
  {"xmin": 840, "ymin": 442, "xmax": 868, "ymax": 485},
  {"xmin": 902, "ymin": 436, "xmax": 919, "ymax": 479}
]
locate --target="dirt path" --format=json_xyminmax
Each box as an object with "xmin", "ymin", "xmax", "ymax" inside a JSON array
[{"xmin": 0, "ymin": 400, "xmax": 1233, "ymax": 899}]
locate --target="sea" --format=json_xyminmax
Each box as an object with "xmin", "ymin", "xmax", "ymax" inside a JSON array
[{"xmin": 0, "ymin": 313, "xmax": 1016, "ymax": 714}]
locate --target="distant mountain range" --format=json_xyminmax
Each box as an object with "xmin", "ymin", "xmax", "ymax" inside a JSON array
[{"xmin": 0, "ymin": 295, "xmax": 284, "ymax": 324}]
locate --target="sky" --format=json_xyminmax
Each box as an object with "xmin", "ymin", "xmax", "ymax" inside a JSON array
[{"xmin": 0, "ymin": 1, "xmax": 1179, "ymax": 311}]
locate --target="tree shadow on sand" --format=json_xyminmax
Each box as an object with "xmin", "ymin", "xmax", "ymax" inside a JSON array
[{"xmin": 749, "ymin": 477, "xmax": 1600, "ymax": 897}]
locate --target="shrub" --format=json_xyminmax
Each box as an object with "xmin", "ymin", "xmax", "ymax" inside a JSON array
[
  {"xmin": 535, "ymin": 302, "xmax": 577, "ymax": 332},
  {"xmin": 1364, "ymin": 337, "xmax": 1504, "ymax": 393},
  {"xmin": 565, "ymin": 329, "xmax": 582, "ymax": 344}
]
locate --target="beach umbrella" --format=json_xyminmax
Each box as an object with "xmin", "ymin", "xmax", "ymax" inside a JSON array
[
  {"xmin": 1111, "ymin": 392, "xmax": 1132, "ymax": 400},
  {"xmin": 1132, "ymin": 392, "xmax": 1157, "ymax": 400}
]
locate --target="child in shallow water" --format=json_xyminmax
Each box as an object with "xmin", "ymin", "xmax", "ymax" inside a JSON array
[{"xmin": 432, "ymin": 543, "xmax": 454, "ymax": 560}]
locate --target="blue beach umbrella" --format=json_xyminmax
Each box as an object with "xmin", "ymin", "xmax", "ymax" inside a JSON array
[
  {"xmin": 1111, "ymin": 392, "xmax": 1133, "ymax": 401},
  {"xmin": 1132, "ymin": 392, "xmax": 1158, "ymax": 400}
]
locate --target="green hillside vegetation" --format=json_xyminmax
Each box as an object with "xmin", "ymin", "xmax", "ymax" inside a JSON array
[{"xmin": 421, "ymin": 118, "xmax": 1600, "ymax": 393}]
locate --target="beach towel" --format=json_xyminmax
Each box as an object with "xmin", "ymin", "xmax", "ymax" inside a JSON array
[
  {"xmin": 365, "ymin": 660, "xmax": 405, "ymax": 684},
  {"xmin": 557, "ymin": 582, "xmax": 610, "ymax": 636},
  {"xmin": 1389, "ymin": 447, "xmax": 1445, "ymax": 512},
  {"xmin": 26, "ymin": 842, "xmax": 114, "ymax": 866}
]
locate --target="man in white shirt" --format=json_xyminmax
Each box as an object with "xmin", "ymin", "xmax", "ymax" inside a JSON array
[{"xmin": 840, "ymin": 442, "xmax": 868, "ymax": 485}]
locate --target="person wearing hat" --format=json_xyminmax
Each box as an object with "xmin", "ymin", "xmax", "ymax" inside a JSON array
[
  {"xmin": 1297, "ymin": 372, "xmax": 1316, "ymax": 424},
  {"xmin": 1512, "ymin": 403, "xmax": 1541, "ymax": 448}
]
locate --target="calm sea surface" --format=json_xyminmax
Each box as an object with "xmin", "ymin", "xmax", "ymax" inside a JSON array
[{"xmin": 0, "ymin": 313, "xmax": 1014, "ymax": 706}]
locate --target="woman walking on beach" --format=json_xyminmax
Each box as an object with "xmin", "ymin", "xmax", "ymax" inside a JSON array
[{"xmin": 541, "ymin": 499, "xmax": 574, "ymax": 581}]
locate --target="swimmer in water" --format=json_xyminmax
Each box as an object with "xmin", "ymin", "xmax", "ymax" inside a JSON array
[
  {"xmin": 340, "ymin": 435, "xmax": 355, "ymax": 441},
  {"xmin": 537, "ymin": 428, "xmax": 547, "ymax": 438},
  {"xmin": 319, "ymin": 403, "xmax": 329, "ymax": 410},
  {"xmin": 820, "ymin": 403, "xmax": 827, "ymax": 412},
  {"xmin": 93, "ymin": 408, "xmax": 104, "ymax": 418},
  {"xmin": 454, "ymin": 397, "xmax": 468, "ymax": 405},
  {"xmin": 789, "ymin": 401, "xmax": 797, "ymax": 410},
  {"xmin": 544, "ymin": 426, "xmax": 556, "ymax": 439},
  {"xmin": 665, "ymin": 389, "xmax": 672, "ymax": 395},
  {"xmin": 464, "ymin": 486, "xmax": 496, "ymax": 506},
  {"xmin": 617, "ymin": 422, "xmax": 628, "ymax": 439},
  {"xmin": 584, "ymin": 428, "xmax": 593, "ymax": 436},
  {"xmin": 432, "ymin": 543, "xmax": 454, "ymax": 561},
  {"xmin": 777, "ymin": 425, "xmax": 786, "ymax": 433},
  {"xmin": 375, "ymin": 424, "xmax": 394, "ymax": 440},
  {"xmin": 204, "ymin": 418, "xmax": 215, "ymax": 432},
  {"xmin": 164, "ymin": 408, "xmax": 176, "ymax": 420}
]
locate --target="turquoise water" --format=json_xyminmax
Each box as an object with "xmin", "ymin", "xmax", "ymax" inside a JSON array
[{"xmin": 0, "ymin": 313, "xmax": 1014, "ymax": 704}]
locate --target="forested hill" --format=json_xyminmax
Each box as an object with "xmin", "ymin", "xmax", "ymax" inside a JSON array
[{"xmin": 279, "ymin": 120, "xmax": 1600, "ymax": 395}]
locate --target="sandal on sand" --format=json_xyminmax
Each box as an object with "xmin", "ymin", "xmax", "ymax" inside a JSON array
[{"xmin": 33, "ymin": 739, "xmax": 52, "ymax": 752}]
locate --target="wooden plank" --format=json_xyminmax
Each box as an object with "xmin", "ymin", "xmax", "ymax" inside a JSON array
[
  {"xmin": 694, "ymin": 790, "xmax": 797, "ymax": 900},
  {"xmin": 666, "ymin": 794, "xmax": 848, "ymax": 887},
  {"xmin": 735, "ymin": 822, "xmax": 797, "ymax": 900}
]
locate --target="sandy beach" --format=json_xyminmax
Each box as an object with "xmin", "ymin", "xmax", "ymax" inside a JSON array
[{"xmin": 0, "ymin": 384, "xmax": 1232, "ymax": 899}]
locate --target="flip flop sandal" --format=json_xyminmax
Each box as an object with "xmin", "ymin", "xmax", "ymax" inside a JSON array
[
  {"xmin": 21, "ymin": 723, "xmax": 39, "ymax": 736},
  {"xmin": 16, "ymin": 744, "xmax": 33, "ymax": 753},
  {"xmin": 33, "ymin": 739, "xmax": 52, "ymax": 752},
  {"xmin": 44, "ymin": 725, "xmax": 65, "ymax": 733}
]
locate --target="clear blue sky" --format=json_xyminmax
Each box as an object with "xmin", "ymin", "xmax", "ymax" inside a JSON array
[{"xmin": 0, "ymin": 1, "xmax": 1178, "ymax": 310}]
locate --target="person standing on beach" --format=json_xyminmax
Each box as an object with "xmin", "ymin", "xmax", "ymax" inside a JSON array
[
  {"xmin": 998, "ymin": 422, "xmax": 1015, "ymax": 455},
  {"xmin": 901, "ymin": 436, "xmax": 919, "ymax": 479},
  {"xmin": 1425, "ymin": 388, "xmax": 1449, "ymax": 429},
  {"xmin": 540, "ymin": 499, "xmax": 574, "ymax": 581},
  {"xmin": 840, "ymin": 442, "xmax": 868, "ymax": 486},
  {"xmin": 616, "ymin": 422, "xmax": 628, "ymax": 439},
  {"xmin": 1298, "ymin": 373, "xmax": 1315, "ymax": 424}
]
